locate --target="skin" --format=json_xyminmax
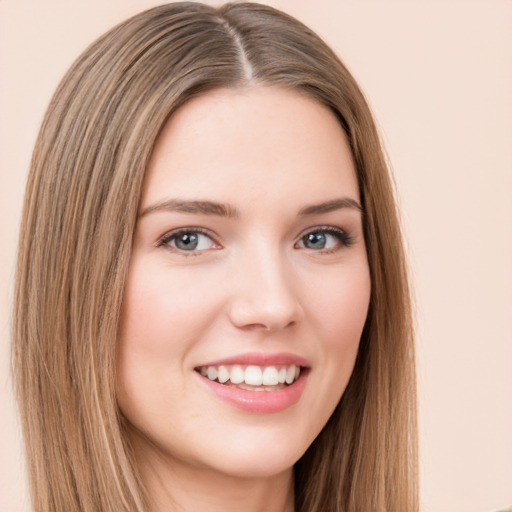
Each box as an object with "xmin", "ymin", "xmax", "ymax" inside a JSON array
[{"xmin": 116, "ymin": 87, "xmax": 371, "ymax": 512}]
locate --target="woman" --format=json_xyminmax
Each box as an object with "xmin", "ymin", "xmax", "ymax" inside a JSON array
[{"xmin": 12, "ymin": 2, "xmax": 417, "ymax": 511}]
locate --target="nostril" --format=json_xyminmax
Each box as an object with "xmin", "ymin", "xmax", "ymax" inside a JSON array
[{"xmin": 228, "ymin": 295, "xmax": 303, "ymax": 332}]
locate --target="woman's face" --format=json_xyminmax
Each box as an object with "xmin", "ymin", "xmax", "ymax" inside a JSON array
[{"xmin": 117, "ymin": 87, "xmax": 371, "ymax": 479}]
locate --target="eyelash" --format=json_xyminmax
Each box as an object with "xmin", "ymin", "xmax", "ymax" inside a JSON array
[
  {"xmin": 157, "ymin": 226, "xmax": 354, "ymax": 255},
  {"xmin": 157, "ymin": 227, "xmax": 219, "ymax": 256},
  {"xmin": 295, "ymin": 226, "xmax": 354, "ymax": 254}
]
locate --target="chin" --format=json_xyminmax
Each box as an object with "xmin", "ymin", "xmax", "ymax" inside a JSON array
[
  {"xmin": 196, "ymin": 423, "xmax": 315, "ymax": 479},
  {"xmin": 200, "ymin": 448, "xmax": 302, "ymax": 480}
]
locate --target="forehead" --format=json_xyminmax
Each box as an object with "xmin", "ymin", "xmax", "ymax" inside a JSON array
[{"xmin": 140, "ymin": 86, "xmax": 359, "ymax": 210}]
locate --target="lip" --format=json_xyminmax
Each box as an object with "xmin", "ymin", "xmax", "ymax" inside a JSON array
[
  {"xmin": 194, "ymin": 352, "xmax": 310, "ymax": 414},
  {"xmin": 197, "ymin": 351, "xmax": 310, "ymax": 368}
]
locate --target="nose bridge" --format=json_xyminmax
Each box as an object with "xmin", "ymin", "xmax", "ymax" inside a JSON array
[{"xmin": 228, "ymin": 236, "xmax": 302, "ymax": 331}]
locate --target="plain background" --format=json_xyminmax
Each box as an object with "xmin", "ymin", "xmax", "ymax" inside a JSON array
[{"xmin": 0, "ymin": 1, "xmax": 511, "ymax": 511}]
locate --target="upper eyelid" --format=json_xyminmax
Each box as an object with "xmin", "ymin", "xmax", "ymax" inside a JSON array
[
  {"xmin": 156, "ymin": 224, "xmax": 352, "ymax": 247},
  {"xmin": 157, "ymin": 227, "xmax": 220, "ymax": 247},
  {"xmin": 296, "ymin": 225, "xmax": 348, "ymax": 238},
  {"xmin": 295, "ymin": 225, "xmax": 354, "ymax": 249}
]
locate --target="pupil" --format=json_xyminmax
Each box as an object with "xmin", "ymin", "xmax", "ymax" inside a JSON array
[
  {"xmin": 306, "ymin": 232, "xmax": 326, "ymax": 249},
  {"xmin": 176, "ymin": 233, "xmax": 198, "ymax": 250}
]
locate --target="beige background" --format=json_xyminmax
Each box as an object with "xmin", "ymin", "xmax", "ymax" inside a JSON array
[{"xmin": 1, "ymin": 1, "xmax": 511, "ymax": 511}]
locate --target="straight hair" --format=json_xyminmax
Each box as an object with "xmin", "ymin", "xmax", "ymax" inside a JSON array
[{"xmin": 13, "ymin": 3, "xmax": 418, "ymax": 511}]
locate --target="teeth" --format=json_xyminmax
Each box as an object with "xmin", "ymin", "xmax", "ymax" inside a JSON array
[
  {"xmin": 245, "ymin": 366, "xmax": 263, "ymax": 386},
  {"xmin": 217, "ymin": 365, "xmax": 229, "ymax": 384},
  {"xmin": 230, "ymin": 365, "xmax": 244, "ymax": 384},
  {"xmin": 199, "ymin": 364, "xmax": 302, "ymax": 388},
  {"xmin": 207, "ymin": 367, "xmax": 218, "ymax": 381},
  {"xmin": 285, "ymin": 366, "xmax": 295, "ymax": 384},
  {"xmin": 262, "ymin": 366, "xmax": 279, "ymax": 386}
]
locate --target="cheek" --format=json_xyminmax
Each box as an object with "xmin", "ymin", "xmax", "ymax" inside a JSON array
[
  {"xmin": 116, "ymin": 263, "xmax": 186, "ymax": 414},
  {"xmin": 308, "ymin": 262, "xmax": 370, "ymax": 396},
  {"xmin": 118, "ymin": 260, "xmax": 219, "ymax": 353},
  {"xmin": 115, "ymin": 259, "xmax": 227, "ymax": 410},
  {"xmin": 117, "ymin": 273, "xmax": 172, "ymax": 363},
  {"xmin": 311, "ymin": 262, "xmax": 371, "ymax": 343},
  {"xmin": 283, "ymin": 262, "xmax": 370, "ymax": 450}
]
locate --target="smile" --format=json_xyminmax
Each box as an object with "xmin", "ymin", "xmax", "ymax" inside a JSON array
[
  {"xmin": 197, "ymin": 364, "xmax": 302, "ymax": 391},
  {"xmin": 195, "ymin": 354, "xmax": 310, "ymax": 413}
]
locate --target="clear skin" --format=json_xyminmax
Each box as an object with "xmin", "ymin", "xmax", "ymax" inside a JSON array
[{"xmin": 116, "ymin": 87, "xmax": 371, "ymax": 512}]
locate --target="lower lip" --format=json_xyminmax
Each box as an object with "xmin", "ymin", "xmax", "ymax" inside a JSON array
[{"xmin": 196, "ymin": 370, "xmax": 309, "ymax": 414}]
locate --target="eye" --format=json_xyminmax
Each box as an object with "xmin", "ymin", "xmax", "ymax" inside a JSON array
[
  {"xmin": 295, "ymin": 227, "xmax": 353, "ymax": 252},
  {"xmin": 158, "ymin": 229, "xmax": 219, "ymax": 253}
]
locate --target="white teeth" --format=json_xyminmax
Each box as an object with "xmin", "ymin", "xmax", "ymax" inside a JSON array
[
  {"xmin": 230, "ymin": 365, "xmax": 245, "ymax": 384},
  {"xmin": 262, "ymin": 366, "xmax": 279, "ymax": 386},
  {"xmin": 245, "ymin": 365, "xmax": 263, "ymax": 386},
  {"xmin": 285, "ymin": 366, "xmax": 295, "ymax": 384},
  {"xmin": 207, "ymin": 367, "xmax": 218, "ymax": 381},
  {"xmin": 217, "ymin": 365, "xmax": 229, "ymax": 383},
  {"xmin": 199, "ymin": 364, "xmax": 302, "ymax": 388}
]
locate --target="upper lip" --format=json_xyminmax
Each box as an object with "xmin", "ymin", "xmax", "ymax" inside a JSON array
[{"xmin": 196, "ymin": 352, "xmax": 310, "ymax": 368}]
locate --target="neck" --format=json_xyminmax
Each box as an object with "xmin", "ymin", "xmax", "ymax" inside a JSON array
[{"xmin": 133, "ymin": 438, "xmax": 295, "ymax": 512}]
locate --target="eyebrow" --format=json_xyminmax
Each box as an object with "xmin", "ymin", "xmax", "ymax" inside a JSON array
[
  {"xmin": 139, "ymin": 199, "xmax": 239, "ymax": 218},
  {"xmin": 298, "ymin": 198, "xmax": 363, "ymax": 216},
  {"xmin": 139, "ymin": 197, "xmax": 362, "ymax": 219}
]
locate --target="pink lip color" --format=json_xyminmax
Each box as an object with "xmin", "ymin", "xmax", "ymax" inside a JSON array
[
  {"xmin": 196, "ymin": 369, "xmax": 308, "ymax": 413},
  {"xmin": 198, "ymin": 352, "xmax": 310, "ymax": 368},
  {"xmin": 195, "ymin": 352, "xmax": 310, "ymax": 414}
]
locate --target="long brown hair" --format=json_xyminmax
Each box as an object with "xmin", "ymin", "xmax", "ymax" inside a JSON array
[{"xmin": 13, "ymin": 3, "xmax": 417, "ymax": 511}]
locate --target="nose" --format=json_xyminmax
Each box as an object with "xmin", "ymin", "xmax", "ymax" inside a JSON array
[{"xmin": 227, "ymin": 245, "xmax": 304, "ymax": 332}]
